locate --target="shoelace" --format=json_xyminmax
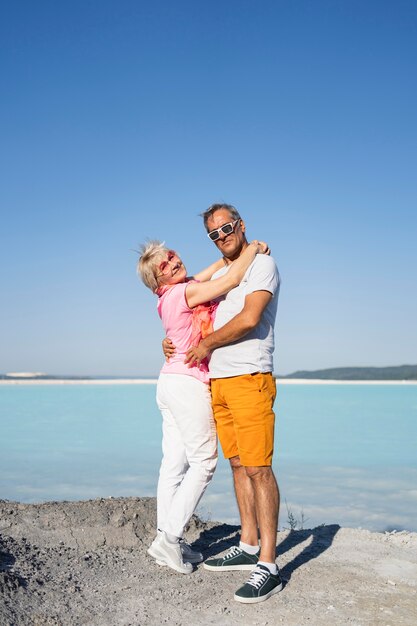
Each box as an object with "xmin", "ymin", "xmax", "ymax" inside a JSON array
[
  {"xmin": 245, "ymin": 567, "xmax": 269, "ymax": 589},
  {"xmin": 223, "ymin": 546, "xmax": 242, "ymax": 560}
]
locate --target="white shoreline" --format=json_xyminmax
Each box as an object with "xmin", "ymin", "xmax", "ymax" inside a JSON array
[
  {"xmin": 0, "ymin": 378, "xmax": 416, "ymax": 385},
  {"xmin": 277, "ymin": 378, "xmax": 417, "ymax": 385},
  {"xmin": 0, "ymin": 379, "xmax": 158, "ymax": 385}
]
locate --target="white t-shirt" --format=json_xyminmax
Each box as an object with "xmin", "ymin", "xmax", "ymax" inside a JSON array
[{"xmin": 209, "ymin": 254, "xmax": 280, "ymax": 378}]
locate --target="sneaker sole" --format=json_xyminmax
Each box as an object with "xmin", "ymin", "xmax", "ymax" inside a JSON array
[
  {"xmin": 148, "ymin": 546, "xmax": 193, "ymax": 575},
  {"xmin": 234, "ymin": 583, "xmax": 283, "ymax": 604},
  {"xmin": 148, "ymin": 546, "xmax": 183, "ymax": 570},
  {"xmin": 203, "ymin": 563, "xmax": 257, "ymax": 571}
]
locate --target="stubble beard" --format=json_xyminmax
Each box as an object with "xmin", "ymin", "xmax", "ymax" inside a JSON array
[{"xmin": 220, "ymin": 237, "xmax": 249, "ymax": 263}]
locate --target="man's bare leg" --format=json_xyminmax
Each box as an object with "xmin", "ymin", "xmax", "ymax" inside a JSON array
[
  {"xmin": 245, "ymin": 466, "xmax": 279, "ymax": 563},
  {"xmin": 229, "ymin": 455, "xmax": 258, "ymax": 546}
]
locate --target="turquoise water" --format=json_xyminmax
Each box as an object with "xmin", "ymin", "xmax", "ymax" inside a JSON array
[{"xmin": 1, "ymin": 383, "xmax": 416, "ymax": 532}]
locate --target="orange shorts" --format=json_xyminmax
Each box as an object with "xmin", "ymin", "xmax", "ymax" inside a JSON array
[{"xmin": 210, "ymin": 372, "xmax": 276, "ymax": 466}]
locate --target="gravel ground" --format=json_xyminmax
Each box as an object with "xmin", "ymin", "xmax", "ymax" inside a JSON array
[{"xmin": 1, "ymin": 497, "xmax": 416, "ymax": 625}]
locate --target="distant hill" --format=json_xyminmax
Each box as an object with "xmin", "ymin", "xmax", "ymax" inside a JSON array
[
  {"xmin": 2, "ymin": 366, "xmax": 417, "ymax": 382},
  {"xmin": 282, "ymin": 365, "xmax": 417, "ymax": 381}
]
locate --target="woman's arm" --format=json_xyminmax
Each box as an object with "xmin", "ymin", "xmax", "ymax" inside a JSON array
[
  {"xmin": 185, "ymin": 241, "xmax": 267, "ymax": 309},
  {"xmin": 191, "ymin": 257, "xmax": 226, "ymax": 283}
]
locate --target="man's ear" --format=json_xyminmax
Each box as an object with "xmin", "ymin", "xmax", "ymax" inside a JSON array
[{"xmin": 240, "ymin": 219, "xmax": 246, "ymax": 234}]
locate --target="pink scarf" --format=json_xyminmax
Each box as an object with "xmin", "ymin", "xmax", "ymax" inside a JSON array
[{"xmin": 190, "ymin": 301, "xmax": 218, "ymax": 346}]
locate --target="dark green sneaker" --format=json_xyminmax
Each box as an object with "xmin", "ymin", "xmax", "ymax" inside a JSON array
[
  {"xmin": 234, "ymin": 564, "xmax": 283, "ymax": 603},
  {"xmin": 203, "ymin": 546, "xmax": 259, "ymax": 571}
]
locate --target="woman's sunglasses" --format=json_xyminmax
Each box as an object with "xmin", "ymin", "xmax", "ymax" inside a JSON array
[{"xmin": 157, "ymin": 250, "xmax": 177, "ymax": 276}]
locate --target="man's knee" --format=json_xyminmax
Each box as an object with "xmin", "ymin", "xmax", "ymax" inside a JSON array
[
  {"xmin": 245, "ymin": 465, "xmax": 273, "ymax": 480},
  {"xmin": 229, "ymin": 455, "xmax": 243, "ymax": 471}
]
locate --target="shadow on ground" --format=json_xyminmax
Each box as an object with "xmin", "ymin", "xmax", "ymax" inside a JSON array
[
  {"xmin": 278, "ymin": 524, "xmax": 340, "ymax": 582},
  {"xmin": 192, "ymin": 522, "xmax": 340, "ymax": 582},
  {"xmin": 193, "ymin": 523, "xmax": 240, "ymax": 559}
]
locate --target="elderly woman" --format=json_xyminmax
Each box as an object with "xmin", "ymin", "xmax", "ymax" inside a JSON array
[{"xmin": 137, "ymin": 239, "xmax": 268, "ymax": 574}]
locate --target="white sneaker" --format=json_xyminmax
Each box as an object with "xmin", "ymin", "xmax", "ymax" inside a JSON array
[
  {"xmin": 152, "ymin": 530, "xmax": 203, "ymax": 564},
  {"xmin": 147, "ymin": 534, "xmax": 164, "ymax": 561},
  {"xmin": 147, "ymin": 533, "xmax": 193, "ymax": 574}
]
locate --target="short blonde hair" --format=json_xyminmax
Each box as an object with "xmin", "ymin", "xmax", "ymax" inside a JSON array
[{"xmin": 137, "ymin": 240, "xmax": 170, "ymax": 293}]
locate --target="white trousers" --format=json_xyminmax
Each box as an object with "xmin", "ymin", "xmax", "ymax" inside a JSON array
[{"xmin": 156, "ymin": 373, "xmax": 218, "ymax": 538}]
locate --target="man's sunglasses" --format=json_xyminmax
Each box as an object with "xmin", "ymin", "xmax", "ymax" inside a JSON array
[{"xmin": 207, "ymin": 220, "xmax": 240, "ymax": 242}]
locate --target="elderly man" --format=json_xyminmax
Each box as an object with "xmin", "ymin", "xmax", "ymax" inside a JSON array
[{"xmin": 166, "ymin": 203, "xmax": 282, "ymax": 603}]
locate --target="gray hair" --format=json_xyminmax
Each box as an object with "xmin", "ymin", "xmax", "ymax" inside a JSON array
[
  {"xmin": 137, "ymin": 240, "xmax": 170, "ymax": 293},
  {"xmin": 200, "ymin": 203, "xmax": 241, "ymax": 231}
]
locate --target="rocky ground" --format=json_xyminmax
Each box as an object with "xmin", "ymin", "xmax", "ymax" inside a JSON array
[{"xmin": 1, "ymin": 497, "xmax": 416, "ymax": 625}]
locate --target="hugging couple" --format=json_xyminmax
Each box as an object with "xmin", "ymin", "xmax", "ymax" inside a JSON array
[{"xmin": 137, "ymin": 202, "xmax": 281, "ymax": 604}]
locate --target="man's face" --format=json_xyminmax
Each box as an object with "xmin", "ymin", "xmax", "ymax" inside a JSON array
[{"xmin": 206, "ymin": 209, "xmax": 246, "ymax": 261}]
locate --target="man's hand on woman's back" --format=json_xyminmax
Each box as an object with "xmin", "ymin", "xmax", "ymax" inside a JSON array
[{"xmin": 162, "ymin": 337, "xmax": 176, "ymax": 361}]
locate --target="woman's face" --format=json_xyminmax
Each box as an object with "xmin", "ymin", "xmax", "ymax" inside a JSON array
[{"xmin": 155, "ymin": 249, "xmax": 187, "ymax": 287}]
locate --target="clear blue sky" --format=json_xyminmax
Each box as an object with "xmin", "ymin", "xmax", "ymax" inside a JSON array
[{"xmin": 1, "ymin": 0, "xmax": 416, "ymax": 376}]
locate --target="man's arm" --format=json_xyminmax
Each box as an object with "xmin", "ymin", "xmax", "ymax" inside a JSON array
[{"xmin": 184, "ymin": 290, "xmax": 272, "ymax": 367}]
